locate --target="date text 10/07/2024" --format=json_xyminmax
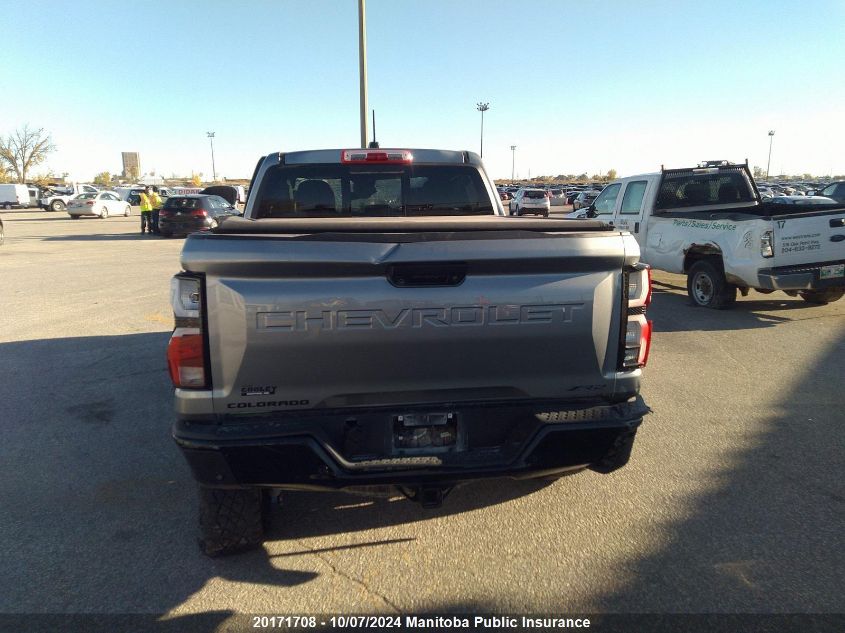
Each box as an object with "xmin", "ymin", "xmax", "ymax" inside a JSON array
[{"xmin": 250, "ymin": 615, "xmax": 592, "ymax": 629}]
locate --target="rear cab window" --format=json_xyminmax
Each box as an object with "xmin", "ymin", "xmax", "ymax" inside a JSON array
[
  {"xmin": 253, "ymin": 164, "xmax": 495, "ymax": 218},
  {"xmin": 656, "ymin": 168, "xmax": 756, "ymax": 210},
  {"xmin": 165, "ymin": 197, "xmax": 201, "ymax": 210},
  {"xmin": 524, "ymin": 190, "xmax": 547, "ymax": 199}
]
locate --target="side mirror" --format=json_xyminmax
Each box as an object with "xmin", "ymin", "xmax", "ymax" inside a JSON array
[{"xmin": 586, "ymin": 205, "xmax": 597, "ymax": 218}]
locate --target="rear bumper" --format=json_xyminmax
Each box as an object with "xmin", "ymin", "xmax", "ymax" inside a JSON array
[
  {"xmin": 757, "ymin": 259, "xmax": 845, "ymax": 290},
  {"xmin": 159, "ymin": 218, "xmax": 211, "ymax": 234},
  {"xmin": 173, "ymin": 397, "xmax": 648, "ymax": 490}
]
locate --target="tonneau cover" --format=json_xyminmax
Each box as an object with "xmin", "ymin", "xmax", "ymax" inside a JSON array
[{"xmin": 213, "ymin": 215, "xmax": 612, "ymax": 234}]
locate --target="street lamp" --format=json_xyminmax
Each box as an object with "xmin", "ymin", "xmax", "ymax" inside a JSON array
[
  {"xmin": 510, "ymin": 145, "xmax": 516, "ymax": 181},
  {"xmin": 207, "ymin": 132, "xmax": 217, "ymax": 182},
  {"xmin": 476, "ymin": 102, "xmax": 489, "ymax": 157},
  {"xmin": 766, "ymin": 130, "xmax": 775, "ymax": 180},
  {"xmin": 358, "ymin": 0, "xmax": 369, "ymax": 149}
]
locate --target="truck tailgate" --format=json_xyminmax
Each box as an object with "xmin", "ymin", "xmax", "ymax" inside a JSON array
[
  {"xmin": 180, "ymin": 221, "xmax": 637, "ymax": 414},
  {"xmin": 773, "ymin": 207, "xmax": 845, "ymax": 269}
]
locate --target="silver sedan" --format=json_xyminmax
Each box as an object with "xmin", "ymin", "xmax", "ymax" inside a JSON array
[{"xmin": 67, "ymin": 192, "xmax": 132, "ymax": 219}]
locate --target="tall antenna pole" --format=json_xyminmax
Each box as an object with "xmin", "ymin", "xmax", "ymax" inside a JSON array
[
  {"xmin": 358, "ymin": 0, "xmax": 369, "ymax": 149},
  {"xmin": 370, "ymin": 110, "xmax": 378, "ymax": 147}
]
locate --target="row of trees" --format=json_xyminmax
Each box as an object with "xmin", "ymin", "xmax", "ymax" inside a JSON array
[
  {"xmin": 0, "ymin": 125, "xmax": 55, "ymax": 184},
  {"xmin": 0, "ymin": 125, "xmax": 213, "ymax": 187},
  {"xmin": 4, "ymin": 125, "xmax": 843, "ymax": 186},
  {"xmin": 499, "ymin": 169, "xmax": 618, "ymax": 184}
]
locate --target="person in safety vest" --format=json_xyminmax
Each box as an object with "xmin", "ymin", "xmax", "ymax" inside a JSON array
[
  {"xmin": 139, "ymin": 187, "xmax": 153, "ymax": 234},
  {"xmin": 149, "ymin": 186, "xmax": 163, "ymax": 235}
]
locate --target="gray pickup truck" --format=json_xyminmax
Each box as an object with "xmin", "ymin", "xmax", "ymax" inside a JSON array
[{"xmin": 168, "ymin": 148, "xmax": 652, "ymax": 555}]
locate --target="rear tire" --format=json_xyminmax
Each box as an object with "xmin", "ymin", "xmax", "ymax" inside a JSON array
[
  {"xmin": 50, "ymin": 200, "xmax": 65, "ymax": 212},
  {"xmin": 198, "ymin": 486, "xmax": 266, "ymax": 557},
  {"xmin": 799, "ymin": 288, "xmax": 844, "ymax": 304},
  {"xmin": 687, "ymin": 260, "xmax": 737, "ymax": 309},
  {"xmin": 3, "ymin": 203, "xmax": 11, "ymax": 210},
  {"xmin": 124, "ymin": 205, "xmax": 131, "ymax": 216},
  {"xmin": 69, "ymin": 215, "xmax": 80, "ymax": 220}
]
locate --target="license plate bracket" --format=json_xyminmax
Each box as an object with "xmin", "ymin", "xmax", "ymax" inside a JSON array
[{"xmin": 393, "ymin": 413, "xmax": 459, "ymax": 452}]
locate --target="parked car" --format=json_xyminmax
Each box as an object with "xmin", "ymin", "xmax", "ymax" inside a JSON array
[
  {"xmin": 813, "ymin": 181, "xmax": 845, "ymax": 204},
  {"xmin": 67, "ymin": 192, "xmax": 132, "ymax": 219},
  {"xmin": 41, "ymin": 183, "xmax": 99, "ymax": 212},
  {"xmin": 158, "ymin": 194, "xmax": 240, "ymax": 237},
  {"xmin": 549, "ymin": 189, "xmax": 567, "ymax": 206},
  {"xmin": 509, "ymin": 188, "xmax": 550, "ymax": 216},
  {"xmin": 573, "ymin": 191, "xmax": 599, "ymax": 210}
]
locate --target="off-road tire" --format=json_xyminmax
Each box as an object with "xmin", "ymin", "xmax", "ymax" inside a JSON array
[
  {"xmin": 799, "ymin": 288, "xmax": 844, "ymax": 304},
  {"xmin": 198, "ymin": 486, "xmax": 266, "ymax": 557},
  {"xmin": 687, "ymin": 260, "xmax": 737, "ymax": 309}
]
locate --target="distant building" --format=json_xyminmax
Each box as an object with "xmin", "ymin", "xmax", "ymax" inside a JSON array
[{"xmin": 122, "ymin": 152, "xmax": 140, "ymax": 178}]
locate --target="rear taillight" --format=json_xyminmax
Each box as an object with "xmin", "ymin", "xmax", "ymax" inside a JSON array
[
  {"xmin": 86, "ymin": 201, "xmax": 94, "ymax": 206},
  {"xmin": 620, "ymin": 264, "xmax": 653, "ymax": 370},
  {"xmin": 167, "ymin": 275, "xmax": 208, "ymax": 388},
  {"xmin": 159, "ymin": 209, "xmax": 171, "ymax": 217},
  {"xmin": 761, "ymin": 230, "xmax": 774, "ymax": 258},
  {"xmin": 190, "ymin": 209, "xmax": 208, "ymax": 217}
]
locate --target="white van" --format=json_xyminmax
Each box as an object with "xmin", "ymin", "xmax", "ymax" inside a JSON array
[{"xmin": 0, "ymin": 184, "xmax": 33, "ymax": 209}]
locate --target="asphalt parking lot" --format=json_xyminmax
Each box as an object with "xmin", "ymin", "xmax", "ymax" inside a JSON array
[{"xmin": 0, "ymin": 209, "xmax": 843, "ymax": 624}]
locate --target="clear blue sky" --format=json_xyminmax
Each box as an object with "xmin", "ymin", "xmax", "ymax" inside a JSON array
[{"xmin": 2, "ymin": 0, "xmax": 843, "ymax": 181}]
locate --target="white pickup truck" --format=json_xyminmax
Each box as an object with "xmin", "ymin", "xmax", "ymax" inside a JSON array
[
  {"xmin": 573, "ymin": 161, "xmax": 845, "ymax": 308},
  {"xmin": 41, "ymin": 183, "xmax": 99, "ymax": 212}
]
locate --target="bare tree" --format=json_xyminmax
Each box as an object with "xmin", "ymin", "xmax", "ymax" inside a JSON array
[{"xmin": 0, "ymin": 125, "xmax": 56, "ymax": 183}]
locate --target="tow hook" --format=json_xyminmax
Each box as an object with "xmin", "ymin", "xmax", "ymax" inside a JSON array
[
  {"xmin": 399, "ymin": 485, "xmax": 452, "ymax": 508},
  {"xmin": 419, "ymin": 487, "xmax": 444, "ymax": 509}
]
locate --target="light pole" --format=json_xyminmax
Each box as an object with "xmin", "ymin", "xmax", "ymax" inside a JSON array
[
  {"xmin": 206, "ymin": 132, "xmax": 217, "ymax": 182},
  {"xmin": 358, "ymin": 0, "xmax": 369, "ymax": 149},
  {"xmin": 476, "ymin": 102, "xmax": 489, "ymax": 157},
  {"xmin": 510, "ymin": 145, "xmax": 516, "ymax": 181},
  {"xmin": 766, "ymin": 130, "xmax": 775, "ymax": 180}
]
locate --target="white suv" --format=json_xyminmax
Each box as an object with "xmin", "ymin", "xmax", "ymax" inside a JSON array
[{"xmin": 509, "ymin": 188, "xmax": 550, "ymax": 217}]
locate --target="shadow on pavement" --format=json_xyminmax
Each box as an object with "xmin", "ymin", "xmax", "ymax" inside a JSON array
[
  {"xmin": 0, "ymin": 332, "xmax": 552, "ymax": 619},
  {"xmin": 44, "ymin": 232, "xmax": 170, "ymax": 241},
  {"xmin": 650, "ymin": 281, "xmax": 830, "ymax": 332},
  {"xmin": 589, "ymin": 328, "xmax": 845, "ymax": 613}
]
